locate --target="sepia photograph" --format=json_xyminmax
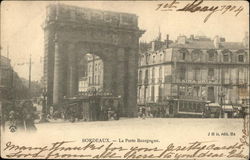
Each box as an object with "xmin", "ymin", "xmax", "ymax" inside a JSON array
[{"xmin": 0, "ymin": 0, "xmax": 249, "ymax": 159}]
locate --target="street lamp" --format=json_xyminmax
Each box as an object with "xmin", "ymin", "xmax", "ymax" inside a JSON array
[
  {"xmin": 218, "ymin": 92, "xmax": 225, "ymax": 118},
  {"xmin": 39, "ymin": 88, "xmax": 49, "ymax": 122}
]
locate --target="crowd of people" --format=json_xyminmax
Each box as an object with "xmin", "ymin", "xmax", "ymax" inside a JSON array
[
  {"xmin": 6, "ymin": 100, "xmax": 38, "ymax": 132},
  {"xmin": 138, "ymin": 106, "xmax": 169, "ymax": 118}
]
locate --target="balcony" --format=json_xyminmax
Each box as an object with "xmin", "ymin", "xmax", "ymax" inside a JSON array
[
  {"xmin": 172, "ymin": 79, "xmax": 218, "ymax": 85},
  {"xmin": 138, "ymin": 80, "xmax": 143, "ymax": 85},
  {"xmin": 238, "ymin": 79, "xmax": 247, "ymax": 85},
  {"xmin": 158, "ymin": 78, "xmax": 163, "ymax": 84},
  {"xmin": 222, "ymin": 79, "xmax": 231, "ymax": 85},
  {"xmin": 144, "ymin": 79, "xmax": 149, "ymax": 85},
  {"xmin": 179, "ymin": 95, "xmax": 202, "ymax": 100}
]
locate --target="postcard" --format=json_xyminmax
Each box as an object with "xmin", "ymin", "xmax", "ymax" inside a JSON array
[{"xmin": 0, "ymin": 0, "xmax": 249, "ymax": 159}]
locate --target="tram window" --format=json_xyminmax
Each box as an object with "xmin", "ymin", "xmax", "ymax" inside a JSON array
[
  {"xmin": 183, "ymin": 102, "xmax": 187, "ymax": 108},
  {"xmin": 179, "ymin": 101, "xmax": 183, "ymax": 111},
  {"xmin": 187, "ymin": 102, "xmax": 190, "ymax": 109},
  {"xmin": 113, "ymin": 100, "xmax": 119, "ymax": 108}
]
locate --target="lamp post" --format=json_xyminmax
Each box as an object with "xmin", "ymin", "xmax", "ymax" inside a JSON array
[
  {"xmin": 39, "ymin": 88, "xmax": 49, "ymax": 122},
  {"xmin": 218, "ymin": 92, "xmax": 225, "ymax": 118}
]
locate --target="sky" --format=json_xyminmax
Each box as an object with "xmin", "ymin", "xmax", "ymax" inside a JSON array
[{"xmin": 1, "ymin": 0, "xmax": 249, "ymax": 81}]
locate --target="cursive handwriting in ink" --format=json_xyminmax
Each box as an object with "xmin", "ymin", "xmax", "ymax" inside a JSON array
[
  {"xmin": 156, "ymin": 0, "xmax": 245, "ymax": 23},
  {"xmin": 155, "ymin": 0, "xmax": 180, "ymax": 11},
  {"xmin": 3, "ymin": 140, "xmax": 249, "ymax": 159},
  {"xmin": 176, "ymin": 0, "xmax": 219, "ymax": 23},
  {"xmin": 239, "ymin": 115, "xmax": 249, "ymax": 146}
]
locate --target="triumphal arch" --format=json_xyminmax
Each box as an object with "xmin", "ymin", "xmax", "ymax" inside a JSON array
[{"xmin": 43, "ymin": 4, "xmax": 144, "ymax": 117}]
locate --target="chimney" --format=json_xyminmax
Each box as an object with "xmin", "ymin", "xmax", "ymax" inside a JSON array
[
  {"xmin": 213, "ymin": 35, "xmax": 220, "ymax": 48},
  {"xmin": 165, "ymin": 34, "xmax": 169, "ymax": 48},
  {"xmin": 151, "ymin": 41, "xmax": 155, "ymax": 51},
  {"xmin": 177, "ymin": 36, "xmax": 186, "ymax": 44}
]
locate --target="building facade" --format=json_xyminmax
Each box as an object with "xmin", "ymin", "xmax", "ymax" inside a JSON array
[
  {"xmin": 0, "ymin": 56, "xmax": 29, "ymax": 101},
  {"xmin": 138, "ymin": 34, "xmax": 249, "ymax": 109},
  {"xmin": 78, "ymin": 54, "xmax": 103, "ymax": 92}
]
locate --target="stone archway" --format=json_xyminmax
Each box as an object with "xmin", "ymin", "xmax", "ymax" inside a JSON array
[{"xmin": 43, "ymin": 4, "xmax": 144, "ymax": 117}]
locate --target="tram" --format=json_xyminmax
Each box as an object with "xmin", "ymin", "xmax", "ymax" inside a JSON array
[{"xmin": 167, "ymin": 99, "xmax": 207, "ymax": 118}]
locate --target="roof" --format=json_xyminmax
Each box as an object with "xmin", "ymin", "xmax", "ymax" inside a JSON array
[{"xmin": 169, "ymin": 40, "xmax": 246, "ymax": 50}]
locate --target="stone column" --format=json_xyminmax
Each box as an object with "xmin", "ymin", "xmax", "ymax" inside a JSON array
[
  {"xmin": 103, "ymin": 58, "xmax": 113, "ymax": 93},
  {"xmin": 127, "ymin": 48, "xmax": 139, "ymax": 117},
  {"xmin": 116, "ymin": 48, "xmax": 126, "ymax": 115},
  {"xmin": 67, "ymin": 43, "xmax": 78, "ymax": 97},
  {"xmin": 53, "ymin": 38, "xmax": 63, "ymax": 105}
]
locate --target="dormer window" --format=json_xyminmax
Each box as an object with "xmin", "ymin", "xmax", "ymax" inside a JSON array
[
  {"xmin": 223, "ymin": 54, "xmax": 229, "ymax": 62},
  {"xmin": 179, "ymin": 48, "xmax": 189, "ymax": 61},
  {"xmin": 192, "ymin": 49, "xmax": 202, "ymax": 62},
  {"xmin": 207, "ymin": 49, "xmax": 217, "ymax": 62},
  {"xmin": 209, "ymin": 52, "xmax": 214, "ymax": 61},
  {"xmin": 238, "ymin": 55, "xmax": 244, "ymax": 62},
  {"xmin": 222, "ymin": 49, "xmax": 231, "ymax": 62}
]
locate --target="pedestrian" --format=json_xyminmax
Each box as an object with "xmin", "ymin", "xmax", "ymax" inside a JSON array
[
  {"xmin": 142, "ymin": 107, "xmax": 146, "ymax": 119},
  {"xmin": 22, "ymin": 100, "xmax": 37, "ymax": 132}
]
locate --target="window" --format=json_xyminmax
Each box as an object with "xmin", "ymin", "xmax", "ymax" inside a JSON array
[
  {"xmin": 192, "ymin": 49, "xmax": 201, "ymax": 61},
  {"xmin": 187, "ymin": 86, "xmax": 192, "ymax": 96},
  {"xmin": 152, "ymin": 68, "xmax": 155, "ymax": 79},
  {"xmin": 98, "ymin": 75, "xmax": 100, "ymax": 84},
  {"xmin": 159, "ymin": 67, "xmax": 162, "ymax": 80},
  {"xmin": 192, "ymin": 52, "xmax": 199, "ymax": 61},
  {"xmin": 89, "ymin": 77, "xmax": 91, "ymax": 84},
  {"xmin": 180, "ymin": 67, "xmax": 186, "ymax": 80},
  {"xmin": 145, "ymin": 70, "xmax": 148, "ymax": 80},
  {"xmin": 223, "ymin": 54, "xmax": 229, "ymax": 62},
  {"xmin": 208, "ymin": 52, "xmax": 214, "ymax": 61},
  {"xmin": 153, "ymin": 56, "xmax": 155, "ymax": 63},
  {"xmin": 160, "ymin": 54, "xmax": 163, "ymax": 62},
  {"xmin": 141, "ymin": 56, "xmax": 144, "ymax": 65},
  {"xmin": 208, "ymin": 68, "xmax": 214, "ymax": 80},
  {"xmin": 193, "ymin": 68, "xmax": 200, "ymax": 81},
  {"xmin": 181, "ymin": 52, "xmax": 186, "ymax": 60},
  {"xmin": 89, "ymin": 64, "xmax": 92, "ymax": 73},
  {"xmin": 179, "ymin": 86, "xmax": 186, "ymax": 96},
  {"xmin": 138, "ymin": 70, "xmax": 142, "ymax": 83},
  {"xmin": 146, "ymin": 55, "xmax": 149, "ymax": 64},
  {"xmin": 151, "ymin": 86, "xmax": 155, "ymax": 101},
  {"xmin": 193, "ymin": 86, "xmax": 199, "ymax": 97},
  {"xmin": 238, "ymin": 55, "xmax": 244, "ymax": 62}
]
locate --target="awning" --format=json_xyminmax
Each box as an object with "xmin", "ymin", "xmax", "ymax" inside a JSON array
[
  {"xmin": 232, "ymin": 105, "xmax": 242, "ymax": 110},
  {"xmin": 208, "ymin": 103, "xmax": 220, "ymax": 107},
  {"xmin": 222, "ymin": 105, "xmax": 233, "ymax": 111}
]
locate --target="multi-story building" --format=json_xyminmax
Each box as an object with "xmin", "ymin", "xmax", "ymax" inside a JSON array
[
  {"xmin": 79, "ymin": 77, "xmax": 88, "ymax": 92},
  {"xmin": 0, "ymin": 55, "xmax": 29, "ymax": 101},
  {"xmin": 138, "ymin": 33, "xmax": 249, "ymax": 113},
  {"xmin": 0, "ymin": 56, "xmax": 11, "ymax": 89},
  {"xmin": 87, "ymin": 54, "xmax": 103, "ymax": 91},
  {"xmin": 78, "ymin": 54, "xmax": 103, "ymax": 92}
]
